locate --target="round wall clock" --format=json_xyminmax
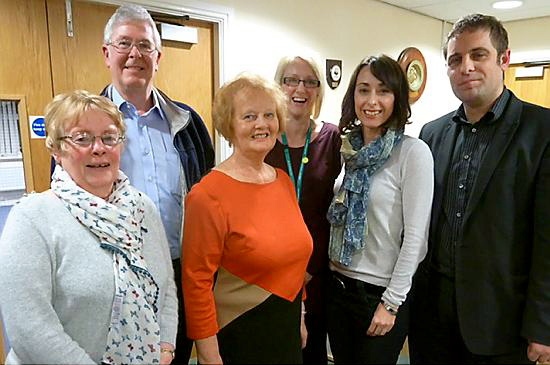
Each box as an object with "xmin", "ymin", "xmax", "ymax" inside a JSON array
[{"xmin": 397, "ymin": 47, "xmax": 427, "ymax": 104}]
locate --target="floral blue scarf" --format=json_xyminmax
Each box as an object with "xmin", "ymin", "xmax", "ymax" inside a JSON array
[
  {"xmin": 327, "ymin": 127, "xmax": 403, "ymax": 266},
  {"xmin": 51, "ymin": 165, "xmax": 161, "ymax": 364}
]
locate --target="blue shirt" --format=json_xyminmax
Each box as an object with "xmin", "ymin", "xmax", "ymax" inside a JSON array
[{"xmin": 113, "ymin": 87, "xmax": 183, "ymax": 259}]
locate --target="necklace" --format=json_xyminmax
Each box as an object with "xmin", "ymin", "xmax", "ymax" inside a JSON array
[{"xmin": 281, "ymin": 125, "xmax": 312, "ymax": 202}]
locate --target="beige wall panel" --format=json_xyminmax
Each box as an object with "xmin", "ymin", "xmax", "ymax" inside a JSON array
[
  {"xmin": 505, "ymin": 65, "xmax": 550, "ymax": 108},
  {"xmin": 0, "ymin": 0, "xmax": 53, "ymax": 192},
  {"xmin": 155, "ymin": 19, "xmax": 215, "ymax": 138}
]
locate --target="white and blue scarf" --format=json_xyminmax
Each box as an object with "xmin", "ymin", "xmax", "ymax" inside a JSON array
[
  {"xmin": 51, "ymin": 165, "xmax": 161, "ymax": 364},
  {"xmin": 327, "ymin": 127, "xmax": 403, "ymax": 266}
]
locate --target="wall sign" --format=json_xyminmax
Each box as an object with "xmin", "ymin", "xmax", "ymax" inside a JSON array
[
  {"xmin": 326, "ymin": 59, "xmax": 342, "ymax": 89},
  {"xmin": 29, "ymin": 116, "xmax": 46, "ymax": 139}
]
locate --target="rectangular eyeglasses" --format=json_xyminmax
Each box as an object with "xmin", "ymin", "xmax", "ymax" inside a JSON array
[
  {"xmin": 108, "ymin": 38, "xmax": 157, "ymax": 55},
  {"xmin": 283, "ymin": 77, "xmax": 321, "ymax": 88},
  {"xmin": 59, "ymin": 132, "xmax": 125, "ymax": 147}
]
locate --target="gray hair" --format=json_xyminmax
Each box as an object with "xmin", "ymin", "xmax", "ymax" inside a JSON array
[{"xmin": 103, "ymin": 4, "xmax": 162, "ymax": 50}]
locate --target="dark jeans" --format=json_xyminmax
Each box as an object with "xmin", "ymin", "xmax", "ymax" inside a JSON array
[
  {"xmin": 172, "ymin": 258, "xmax": 193, "ymax": 364},
  {"xmin": 327, "ymin": 271, "xmax": 409, "ymax": 364},
  {"xmin": 408, "ymin": 269, "xmax": 533, "ymax": 364},
  {"xmin": 302, "ymin": 272, "xmax": 329, "ymax": 364}
]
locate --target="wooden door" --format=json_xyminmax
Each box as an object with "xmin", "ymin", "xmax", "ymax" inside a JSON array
[
  {"xmin": 155, "ymin": 18, "xmax": 215, "ymax": 131},
  {"xmin": 0, "ymin": 0, "xmax": 54, "ymax": 193},
  {"xmin": 505, "ymin": 64, "xmax": 550, "ymax": 108},
  {"xmin": 47, "ymin": 0, "xmax": 115, "ymax": 95},
  {"xmin": 45, "ymin": 0, "xmax": 216, "ymax": 190}
]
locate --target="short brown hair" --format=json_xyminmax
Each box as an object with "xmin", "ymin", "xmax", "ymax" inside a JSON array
[
  {"xmin": 444, "ymin": 14, "xmax": 509, "ymax": 59},
  {"xmin": 45, "ymin": 90, "xmax": 125, "ymax": 153},
  {"xmin": 212, "ymin": 73, "xmax": 288, "ymax": 144}
]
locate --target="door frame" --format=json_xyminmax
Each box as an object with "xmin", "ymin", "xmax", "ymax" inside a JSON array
[{"xmin": 0, "ymin": 95, "xmax": 34, "ymax": 192}]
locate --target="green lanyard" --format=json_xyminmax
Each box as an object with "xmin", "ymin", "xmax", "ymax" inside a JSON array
[{"xmin": 281, "ymin": 126, "xmax": 312, "ymax": 202}]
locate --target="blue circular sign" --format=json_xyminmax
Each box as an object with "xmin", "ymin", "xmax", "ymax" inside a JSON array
[{"xmin": 32, "ymin": 117, "xmax": 46, "ymax": 137}]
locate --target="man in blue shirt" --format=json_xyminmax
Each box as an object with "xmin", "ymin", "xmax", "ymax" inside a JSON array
[{"xmin": 101, "ymin": 4, "xmax": 214, "ymax": 363}]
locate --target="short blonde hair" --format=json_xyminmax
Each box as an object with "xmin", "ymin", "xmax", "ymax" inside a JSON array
[
  {"xmin": 45, "ymin": 90, "xmax": 125, "ymax": 153},
  {"xmin": 274, "ymin": 55, "xmax": 325, "ymax": 119},
  {"xmin": 212, "ymin": 73, "xmax": 288, "ymax": 143}
]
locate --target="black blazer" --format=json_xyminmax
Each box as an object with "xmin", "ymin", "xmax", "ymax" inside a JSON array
[{"xmin": 418, "ymin": 91, "xmax": 550, "ymax": 355}]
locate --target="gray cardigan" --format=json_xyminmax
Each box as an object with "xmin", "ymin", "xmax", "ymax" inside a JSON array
[{"xmin": 0, "ymin": 190, "xmax": 178, "ymax": 364}]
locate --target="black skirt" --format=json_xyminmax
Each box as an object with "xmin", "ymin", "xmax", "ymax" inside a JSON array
[{"xmin": 217, "ymin": 292, "xmax": 303, "ymax": 364}]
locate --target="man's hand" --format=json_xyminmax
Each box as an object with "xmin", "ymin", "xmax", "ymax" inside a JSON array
[{"xmin": 527, "ymin": 341, "xmax": 550, "ymax": 364}]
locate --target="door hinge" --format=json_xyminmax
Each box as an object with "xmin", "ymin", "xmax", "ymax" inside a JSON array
[{"xmin": 65, "ymin": 0, "xmax": 74, "ymax": 37}]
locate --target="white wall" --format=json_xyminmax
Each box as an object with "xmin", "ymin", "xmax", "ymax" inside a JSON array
[
  {"xmin": 504, "ymin": 16, "xmax": 550, "ymax": 63},
  {"xmin": 210, "ymin": 0, "xmax": 460, "ymax": 137},
  {"xmin": 505, "ymin": 16, "xmax": 550, "ymax": 53},
  {"xmin": 130, "ymin": 0, "xmax": 550, "ymax": 139},
  {"xmin": 129, "ymin": 0, "xmax": 459, "ymax": 138}
]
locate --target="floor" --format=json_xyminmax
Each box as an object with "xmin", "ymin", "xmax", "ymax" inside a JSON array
[
  {"xmin": 188, "ymin": 339, "xmax": 410, "ymax": 364},
  {"xmin": 0, "ymin": 204, "xmax": 12, "ymax": 237},
  {"xmin": 1, "ymin": 204, "xmax": 13, "ymax": 360}
]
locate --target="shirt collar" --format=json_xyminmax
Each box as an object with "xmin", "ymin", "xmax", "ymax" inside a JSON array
[
  {"xmin": 110, "ymin": 85, "xmax": 164, "ymax": 119},
  {"xmin": 452, "ymin": 88, "xmax": 511, "ymax": 125}
]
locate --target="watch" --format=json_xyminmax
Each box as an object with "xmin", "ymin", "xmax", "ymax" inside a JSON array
[{"xmin": 381, "ymin": 300, "xmax": 399, "ymax": 315}]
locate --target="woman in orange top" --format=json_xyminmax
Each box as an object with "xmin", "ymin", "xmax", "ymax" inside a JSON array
[{"xmin": 182, "ymin": 73, "xmax": 313, "ymax": 364}]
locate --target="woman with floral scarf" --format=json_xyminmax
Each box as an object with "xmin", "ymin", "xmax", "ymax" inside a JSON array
[
  {"xmin": 0, "ymin": 90, "xmax": 177, "ymax": 364},
  {"xmin": 326, "ymin": 55, "xmax": 434, "ymax": 364}
]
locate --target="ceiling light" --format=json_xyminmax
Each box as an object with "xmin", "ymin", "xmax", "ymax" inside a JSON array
[{"xmin": 492, "ymin": 1, "xmax": 523, "ymax": 9}]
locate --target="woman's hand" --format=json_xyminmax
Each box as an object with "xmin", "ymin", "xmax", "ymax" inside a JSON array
[
  {"xmin": 300, "ymin": 310, "xmax": 308, "ymax": 349},
  {"xmin": 366, "ymin": 303, "xmax": 396, "ymax": 336},
  {"xmin": 304, "ymin": 272, "xmax": 313, "ymax": 285},
  {"xmin": 196, "ymin": 336, "xmax": 223, "ymax": 364},
  {"xmin": 159, "ymin": 342, "xmax": 175, "ymax": 365}
]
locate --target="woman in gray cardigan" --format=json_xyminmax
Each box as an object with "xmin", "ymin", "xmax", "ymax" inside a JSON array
[{"xmin": 0, "ymin": 90, "xmax": 177, "ymax": 364}]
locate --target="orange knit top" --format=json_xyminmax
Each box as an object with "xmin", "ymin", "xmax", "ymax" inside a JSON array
[{"xmin": 182, "ymin": 169, "xmax": 313, "ymax": 339}]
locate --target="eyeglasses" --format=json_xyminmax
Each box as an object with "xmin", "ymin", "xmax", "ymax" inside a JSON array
[
  {"xmin": 108, "ymin": 39, "xmax": 157, "ymax": 55},
  {"xmin": 60, "ymin": 132, "xmax": 125, "ymax": 147},
  {"xmin": 282, "ymin": 77, "xmax": 321, "ymax": 89}
]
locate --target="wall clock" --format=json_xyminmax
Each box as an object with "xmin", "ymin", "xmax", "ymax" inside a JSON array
[{"xmin": 397, "ymin": 47, "xmax": 427, "ymax": 104}]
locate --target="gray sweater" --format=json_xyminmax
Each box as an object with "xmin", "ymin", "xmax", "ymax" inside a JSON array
[
  {"xmin": 331, "ymin": 136, "xmax": 434, "ymax": 308},
  {"xmin": 0, "ymin": 190, "xmax": 178, "ymax": 364}
]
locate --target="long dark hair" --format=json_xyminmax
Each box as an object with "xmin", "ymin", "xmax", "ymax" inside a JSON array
[{"xmin": 339, "ymin": 55, "xmax": 410, "ymax": 133}]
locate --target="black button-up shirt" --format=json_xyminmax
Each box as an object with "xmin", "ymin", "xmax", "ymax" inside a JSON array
[{"xmin": 432, "ymin": 89, "xmax": 511, "ymax": 278}]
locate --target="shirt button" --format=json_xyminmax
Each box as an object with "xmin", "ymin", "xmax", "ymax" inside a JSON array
[
  {"xmin": 143, "ymin": 149, "xmax": 149, "ymax": 155},
  {"xmin": 464, "ymin": 154, "xmax": 470, "ymax": 160},
  {"xmin": 471, "ymin": 128, "xmax": 477, "ymax": 133},
  {"xmin": 147, "ymin": 176, "xmax": 153, "ymax": 182},
  {"xmin": 456, "ymin": 212, "xmax": 462, "ymax": 218},
  {"xmin": 458, "ymin": 183, "xmax": 464, "ymax": 189}
]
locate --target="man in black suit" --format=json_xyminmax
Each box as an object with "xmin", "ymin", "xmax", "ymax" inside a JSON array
[{"xmin": 408, "ymin": 14, "xmax": 550, "ymax": 364}]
